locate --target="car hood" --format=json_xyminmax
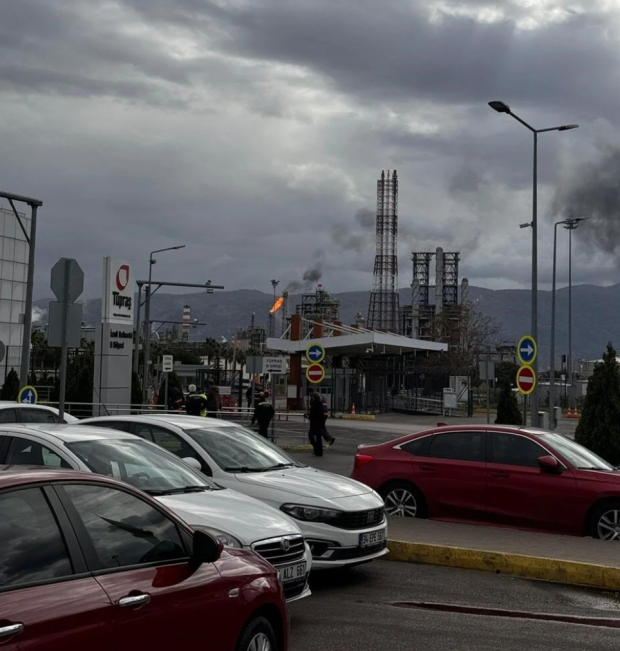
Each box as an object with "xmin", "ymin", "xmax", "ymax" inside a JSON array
[
  {"xmin": 155, "ymin": 488, "xmax": 302, "ymax": 545},
  {"xmin": 234, "ymin": 466, "xmax": 374, "ymax": 501}
]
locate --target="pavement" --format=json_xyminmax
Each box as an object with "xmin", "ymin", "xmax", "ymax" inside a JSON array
[{"xmin": 289, "ymin": 561, "xmax": 620, "ymax": 650}]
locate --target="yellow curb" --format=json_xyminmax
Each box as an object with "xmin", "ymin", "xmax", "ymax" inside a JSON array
[
  {"xmin": 334, "ymin": 414, "xmax": 376, "ymax": 421},
  {"xmin": 280, "ymin": 445, "xmax": 313, "ymax": 451},
  {"xmin": 386, "ymin": 539, "xmax": 620, "ymax": 590}
]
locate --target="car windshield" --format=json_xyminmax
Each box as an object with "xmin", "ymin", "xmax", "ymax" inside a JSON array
[
  {"xmin": 536, "ymin": 432, "xmax": 614, "ymax": 471},
  {"xmin": 185, "ymin": 425, "xmax": 305, "ymax": 473},
  {"xmin": 65, "ymin": 438, "xmax": 221, "ymax": 494}
]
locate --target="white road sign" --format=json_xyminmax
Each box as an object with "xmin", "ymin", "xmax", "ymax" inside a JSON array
[
  {"xmin": 264, "ymin": 357, "xmax": 287, "ymax": 374},
  {"xmin": 162, "ymin": 355, "xmax": 173, "ymax": 373}
]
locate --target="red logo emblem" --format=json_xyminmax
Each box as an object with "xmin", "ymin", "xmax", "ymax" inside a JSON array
[{"xmin": 116, "ymin": 264, "xmax": 130, "ymax": 291}]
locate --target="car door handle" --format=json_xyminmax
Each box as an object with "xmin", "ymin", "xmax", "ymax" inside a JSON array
[
  {"xmin": 489, "ymin": 471, "xmax": 510, "ymax": 479},
  {"xmin": 419, "ymin": 464, "xmax": 436, "ymax": 471},
  {"xmin": 0, "ymin": 623, "xmax": 24, "ymax": 638},
  {"xmin": 118, "ymin": 593, "xmax": 151, "ymax": 609}
]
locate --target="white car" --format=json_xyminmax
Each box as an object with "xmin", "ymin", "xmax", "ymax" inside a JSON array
[
  {"xmin": 0, "ymin": 401, "xmax": 78, "ymax": 423},
  {"xmin": 0, "ymin": 424, "xmax": 311, "ymax": 602},
  {"xmin": 78, "ymin": 415, "xmax": 389, "ymax": 569}
]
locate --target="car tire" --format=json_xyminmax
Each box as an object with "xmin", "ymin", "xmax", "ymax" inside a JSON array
[
  {"xmin": 379, "ymin": 481, "xmax": 426, "ymax": 518},
  {"xmin": 589, "ymin": 501, "xmax": 620, "ymax": 540},
  {"xmin": 236, "ymin": 615, "xmax": 278, "ymax": 651}
]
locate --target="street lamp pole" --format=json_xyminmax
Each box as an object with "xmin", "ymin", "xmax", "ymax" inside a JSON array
[
  {"xmin": 488, "ymin": 101, "xmax": 578, "ymax": 427},
  {"xmin": 142, "ymin": 246, "xmax": 185, "ymax": 401}
]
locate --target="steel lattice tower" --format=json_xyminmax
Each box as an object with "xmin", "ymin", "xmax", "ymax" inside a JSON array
[{"xmin": 367, "ymin": 170, "xmax": 400, "ymax": 332}]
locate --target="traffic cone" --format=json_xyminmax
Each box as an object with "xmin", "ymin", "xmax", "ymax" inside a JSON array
[{"xmin": 351, "ymin": 403, "xmax": 356, "ymax": 415}]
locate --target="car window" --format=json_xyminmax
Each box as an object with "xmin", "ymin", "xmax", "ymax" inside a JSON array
[
  {"xmin": 6, "ymin": 437, "xmax": 72, "ymax": 468},
  {"xmin": 0, "ymin": 408, "xmax": 17, "ymax": 423},
  {"xmin": 490, "ymin": 433, "xmax": 547, "ymax": 468},
  {"xmin": 18, "ymin": 407, "xmax": 58, "ymax": 423},
  {"xmin": 63, "ymin": 484, "xmax": 187, "ymax": 570},
  {"xmin": 427, "ymin": 432, "xmax": 485, "ymax": 462},
  {"xmin": 87, "ymin": 421, "xmax": 131, "ymax": 432},
  {"xmin": 0, "ymin": 487, "xmax": 73, "ymax": 588},
  {"xmin": 400, "ymin": 436, "xmax": 431, "ymax": 457},
  {"xmin": 140, "ymin": 425, "xmax": 201, "ymax": 463}
]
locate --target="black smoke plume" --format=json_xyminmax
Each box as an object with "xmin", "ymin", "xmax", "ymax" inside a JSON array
[{"xmin": 286, "ymin": 250, "xmax": 325, "ymax": 292}]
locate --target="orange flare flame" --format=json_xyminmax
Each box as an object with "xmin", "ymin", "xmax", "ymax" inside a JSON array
[{"xmin": 270, "ymin": 297, "xmax": 284, "ymax": 313}]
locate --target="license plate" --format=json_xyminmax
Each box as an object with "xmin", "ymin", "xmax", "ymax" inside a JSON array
[
  {"xmin": 278, "ymin": 561, "xmax": 307, "ymax": 583},
  {"xmin": 359, "ymin": 528, "xmax": 385, "ymax": 548}
]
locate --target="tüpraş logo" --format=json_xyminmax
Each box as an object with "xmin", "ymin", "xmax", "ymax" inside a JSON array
[{"xmin": 116, "ymin": 264, "xmax": 130, "ymax": 291}]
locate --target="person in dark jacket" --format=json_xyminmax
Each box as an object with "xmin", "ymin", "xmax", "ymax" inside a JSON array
[
  {"xmin": 251, "ymin": 392, "xmax": 275, "ymax": 438},
  {"xmin": 307, "ymin": 392, "xmax": 325, "ymax": 456},
  {"xmin": 320, "ymin": 396, "xmax": 335, "ymax": 447},
  {"xmin": 185, "ymin": 384, "xmax": 207, "ymax": 417},
  {"xmin": 206, "ymin": 382, "xmax": 222, "ymax": 417},
  {"xmin": 167, "ymin": 386, "xmax": 184, "ymax": 412}
]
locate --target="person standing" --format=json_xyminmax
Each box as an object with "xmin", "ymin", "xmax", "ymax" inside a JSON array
[
  {"xmin": 167, "ymin": 386, "xmax": 184, "ymax": 412},
  {"xmin": 252, "ymin": 391, "xmax": 275, "ymax": 439},
  {"xmin": 185, "ymin": 384, "xmax": 207, "ymax": 417},
  {"xmin": 320, "ymin": 396, "xmax": 336, "ymax": 447},
  {"xmin": 206, "ymin": 381, "xmax": 222, "ymax": 417},
  {"xmin": 307, "ymin": 392, "xmax": 325, "ymax": 456}
]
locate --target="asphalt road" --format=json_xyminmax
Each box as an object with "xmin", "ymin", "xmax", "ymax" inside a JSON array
[{"xmin": 289, "ymin": 561, "xmax": 620, "ymax": 650}]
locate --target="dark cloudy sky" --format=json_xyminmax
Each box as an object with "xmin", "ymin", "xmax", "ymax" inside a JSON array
[{"xmin": 1, "ymin": 0, "xmax": 619, "ymax": 299}]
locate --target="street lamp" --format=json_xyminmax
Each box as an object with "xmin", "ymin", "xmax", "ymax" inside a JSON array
[
  {"xmin": 489, "ymin": 100, "xmax": 578, "ymax": 426},
  {"xmin": 270, "ymin": 279, "xmax": 279, "ymax": 338},
  {"xmin": 142, "ymin": 246, "xmax": 185, "ymax": 400},
  {"xmin": 549, "ymin": 217, "xmax": 587, "ymax": 428}
]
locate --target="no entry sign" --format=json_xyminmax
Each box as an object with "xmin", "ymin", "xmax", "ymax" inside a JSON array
[
  {"xmin": 516, "ymin": 365, "xmax": 536, "ymax": 395},
  {"xmin": 306, "ymin": 363, "xmax": 325, "ymax": 384}
]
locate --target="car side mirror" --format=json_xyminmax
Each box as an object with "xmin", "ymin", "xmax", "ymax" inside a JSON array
[
  {"xmin": 182, "ymin": 457, "xmax": 202, "ymax": 472},
  {"xmin": 538, "ymin": 455, "xmax": 562, "ymax": 473},
  {"xmin": 192, "ymin": 530, "xmax": 223, "ymax": 564}
]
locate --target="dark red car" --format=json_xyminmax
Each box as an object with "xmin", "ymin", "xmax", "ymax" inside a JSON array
[
  {"xmin": 351, "ymin": 425, "xmax": 620, "ymax": 540},
  {"xmin": 0, "ymin": 466, "xmax": 288, "ymax": 650}
]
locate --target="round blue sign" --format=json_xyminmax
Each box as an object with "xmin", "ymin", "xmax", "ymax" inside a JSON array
[
  {"xmin": 17, "ymin": 386, "xmax": 38, "ymax": 405},
  {"xmin": 517, "ymin": 335, "xmax": 537, "ymax": 366},
  {"xmin": 305, "ymin": 343, "xmax": 325, "ymax": 364}
]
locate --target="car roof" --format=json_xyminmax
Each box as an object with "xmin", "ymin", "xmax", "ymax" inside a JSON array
[
  {"xmin": 0, "ymin": 423, "xmax": 140, "ymax": 443},
  {"xmin": 0, "ymin": 402, "xmax": 59, "ymax": 410},
  {"xmin": 0, "ymin": 464, "xmax": 99, "ymax": 488},
  {"xmin": 80, "ymin": 414, "xmax": 237, "ymax": 430}
]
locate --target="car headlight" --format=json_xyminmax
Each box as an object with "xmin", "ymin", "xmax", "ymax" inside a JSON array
[
  {"xmin": 191, "ymin": 525, "xmax": 242, "ymax": 548},
  {"xmin": 280, "ymin": 504, "xmax": 342, "ymax": 523}
]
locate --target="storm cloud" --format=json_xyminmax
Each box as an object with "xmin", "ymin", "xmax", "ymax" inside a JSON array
[{"xmin": 0, "ymin": 0, "xmax": 618, "ymax": 300}]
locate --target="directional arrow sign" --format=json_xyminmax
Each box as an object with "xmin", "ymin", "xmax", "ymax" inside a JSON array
[
  {"xmin": 516, "ymin": 365, "xmax": 536, "ymax": 395},
  {"xmin": 517, "ymin": 335, "xmax": 537, "ymax": 366},
  {"xmin": 17, "ymin": 386, "xmax": 38, "ymax": 405},
  {"xmin": 306, "ymin": 363, "xmax": 325, "ymax": 384},
  {"xmin": 306, "ymin": 343, "xmax": 325, "ymax": 364}
]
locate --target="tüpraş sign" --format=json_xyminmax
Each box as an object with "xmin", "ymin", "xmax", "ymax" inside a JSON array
[{"xmin": 101, "ymin": 258, "xmax": 135, "ymax": 325}]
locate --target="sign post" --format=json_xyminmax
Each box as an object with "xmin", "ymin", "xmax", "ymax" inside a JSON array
[
  {"xmin": 49, "ymin": 258, "xmax": 84, "ymax": 420},
  {"xmin": 516, "ymin": 335, "xmax": 537, "ymax": 425},
  {"xmin": 162, "ymin": 355, "xmax": 173, "ymax": 410},
  {"xmin": 246, "ymin": 357, "xmax": 264, "ymax": 418},
  {"xmin": 263, "ymin": 357, "xmax": 286, "ymax": 442}
]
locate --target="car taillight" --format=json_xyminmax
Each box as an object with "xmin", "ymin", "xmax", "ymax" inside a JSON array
[{"xmin": 354, "ymin": 454, "xmax": 373, "ymax": 470}]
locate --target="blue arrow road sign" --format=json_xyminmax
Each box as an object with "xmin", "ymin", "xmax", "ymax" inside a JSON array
[
  {"xmin": 306, "ymin": 343, "xmax": 325, "ymax": 364},
  {"xmin": 18, "ymin": 386, "xmax": 38, "ymax": 405},
  {"xmin": 517, "ymin": 335, "xmax": 537, "ymax": 366}
]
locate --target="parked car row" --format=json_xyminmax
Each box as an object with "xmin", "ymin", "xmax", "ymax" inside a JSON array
[{"xmin": 0, "ymin": 411, "xmax": 389, "ymax": 650}]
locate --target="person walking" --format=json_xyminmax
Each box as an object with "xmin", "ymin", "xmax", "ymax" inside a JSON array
[
  {"xmin": 167, "ymin": 386, "xmax": 184, "ymax": 412},
  {"xmin": 252, "ymin": 391, "xmax": 275, "ymax": 439},
  {"xmin": 307, "ymin": 392, "xmax": 325, "ymax": 456},
  {"xmin": 320, "ymin": 396, "xmax": 336, "ymax": 447},
  {"xmin": 206, "ymin": 381, "xmax": 222, "ymax": 417},
  {"xmin": 185, "ymin": 384, "xmax": 207, "ymax": 417}
]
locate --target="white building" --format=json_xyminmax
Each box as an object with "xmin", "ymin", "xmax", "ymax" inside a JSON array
[{"xmin": 0, "ymin": 206, "xmax": 29, "ymax": 381}]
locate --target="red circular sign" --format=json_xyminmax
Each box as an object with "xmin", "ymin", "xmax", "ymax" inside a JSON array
[
  {"xmin": 516, "ymin": 365, "xmax": 536, "ymax": 395},
  {"xmin": 306, "ymin": 363, "xmax": 325, "ymax": 384},
  {"xmin": 116, "ymin": 264, "xmax": 130, "ymax": 291}
]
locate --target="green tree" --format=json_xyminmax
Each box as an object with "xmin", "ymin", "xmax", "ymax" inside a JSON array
[
  {"xmin": 495, "ymin": 361, "xmax": 519, "ymax": 389},
  {"xmin": 575, "ymin": 342, "xmax": 620, "ymax": 464},
  {"xmin": 495, "ymin": 382, "xmax": 523, "ymax": 426},
  {"xmin": 0, "ymin": 369, "xmax": 20, "ymax": 400}
]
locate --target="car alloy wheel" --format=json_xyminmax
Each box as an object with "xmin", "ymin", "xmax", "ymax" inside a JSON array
[
  {"xmin": 247, "ymin": 633, "xmax": 272, "ymax": 651},
  {"xmin": 385, "ymin": 488, "xmax": 418, "ymax": 517},
  {"xmin": 596, "ymin": 509, "xmax": 620, "ymax": 541}
]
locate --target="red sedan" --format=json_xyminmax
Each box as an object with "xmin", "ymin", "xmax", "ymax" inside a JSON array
[
  {"xmin": 351, "ymin": 425, "xmax": 620, "ymax": 540},
  {"xmin": 0, "ymin": 466, "xmax": 288, "ymax": 651}
]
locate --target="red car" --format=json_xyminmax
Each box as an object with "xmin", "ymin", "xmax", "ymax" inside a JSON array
[
  {"xmin": 0, "ymin": 466, "xmax": 288, "ymax": 651},
  {"xmin": 351, "ymin": 425, "xmax": 620, "ymax": 540}
]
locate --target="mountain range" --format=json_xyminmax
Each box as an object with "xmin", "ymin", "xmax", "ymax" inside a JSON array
[{"xmin": 34, "ymin": 284, "xmax": 620, "ymax": 364}]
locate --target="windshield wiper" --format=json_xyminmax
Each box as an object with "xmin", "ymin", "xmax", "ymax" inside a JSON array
[
  {"xmin": 224, "ymin": 466, "xmax": 271, "ymax": 473},
  {"xmin": 263, "ymin": 463, "xmax": 294, "ymax": 471},
  {"xmin": 145, "ymin": 485, "xmax": 208, "ymax": 495}
]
